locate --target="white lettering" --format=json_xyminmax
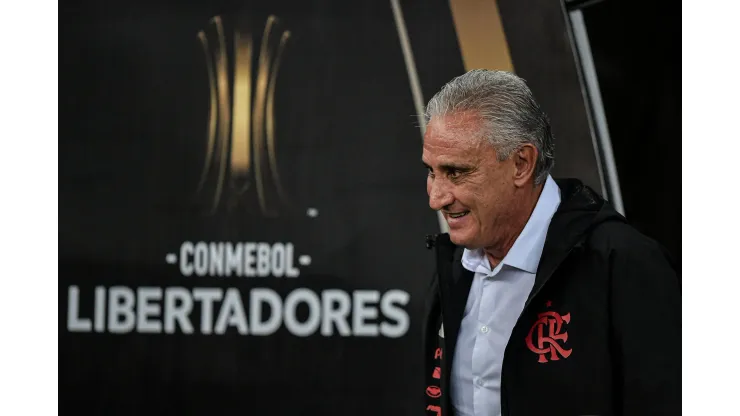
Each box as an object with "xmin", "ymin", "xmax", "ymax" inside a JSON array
[
  {"xmin": 352, "ymin": 291, "xmax": 379, "ymax": 336},
  {"xmin": 180, "ymin": 241, "xmax": 194, "ymax": 276},
  {"xmin": 286, "ymin": 243, "xmax": 299, "ymax": 277},
  {"xmin": 176, "ymin": 241, "xmax": 304, "ymax": 277},
  {"xmin": 94, "ymin": 286, "xmax": 106, "ymax": 332},
  {"xmin": 321, "ymin": 290, "xmax": 351, "ymax": 336},
  {"xmin": 250, "ymin": 288, "xmax": 282, "ymax": 335},
  {"xmin": 67, "ymin": 286, "xmax": 91, "ymax": 332},
  {"xmin": 193, "ymin": 288, "xmax": 223, "ymax": 334},
  {"xmin": 256, "ymin": 243, "xmax": 271, "ymax": 277},
  {"xmin": 193, "ymin": 242, "xmax": 209, "ymax": 277},
  {"xmin": 65, "ymin": 285, "xmax": 409, "ymax": 337},
  {"xmin": 225, "ymin": 242, "xmax": 243, "ymax": 276},
  {"xmin": 271, "ymin": 243, "xmax": 286, "ymax": 277},
  {"xmin": 164, "ymin": 287, "xmax": 194, "ymax": 334},
  {"xmin": 245, "ymin": 243, "xmax": 256, "ymax": 276},
  {"xmin": 379, "ymin": 290, "xmax": 410, "ymax": 338},
  {"xmin": 137, "ymin": 287, "xmax": 162, "ymax": 333},
  {"xmin": 214, "ymin": 288, "xmax": 248, "ymax": 334},
  {"xmin": 210, "ymin": 242, "xmax": 224, "ymax": 276},
  {"xmin": 284, "ymin": 288, "xmax": 321, "ymax": 336},
  {"xmin": 108, "ymin": 286, "xmax": 135, "ymax": 333}
]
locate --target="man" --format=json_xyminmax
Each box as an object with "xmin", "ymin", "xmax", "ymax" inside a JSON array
[{"xmin": 421, "ymin": 70, "xmax": 680, "ymax": 416}]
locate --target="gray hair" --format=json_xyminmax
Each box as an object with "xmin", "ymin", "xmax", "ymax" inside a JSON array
[{"xmin": 424, "ymin": 70, "xmax": 555, "ymax": 185}]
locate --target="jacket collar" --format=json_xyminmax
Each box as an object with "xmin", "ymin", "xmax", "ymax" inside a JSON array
[
  {"xmin": 427, "ymin": 178, "xmax": 626, "ymax": 326},
  {"xmin": 460, "ymin": 175, "xmax": 561, "ymax": 275}
]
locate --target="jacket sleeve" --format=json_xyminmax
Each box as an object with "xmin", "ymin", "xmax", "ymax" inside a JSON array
[{"xmin": 609, "ymin": 236, "xmax": 681, "ymax": 415}]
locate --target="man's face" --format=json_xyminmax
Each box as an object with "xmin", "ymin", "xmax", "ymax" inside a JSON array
[{"xmin": 422, "ymin": 112, "xmax": 518, "ymax": 249}]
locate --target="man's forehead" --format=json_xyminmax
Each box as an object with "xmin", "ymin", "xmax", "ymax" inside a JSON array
[
  {"xmin": 425, "ymin": 112, "xmax": 485, "ymax": 145},
  {"xmin": 425, "ymin": 113, "xmax": 487, "ymax": 150},
  {"xmin": 422, "ymin": 137, "xmax": 487, "ymax": 167}
]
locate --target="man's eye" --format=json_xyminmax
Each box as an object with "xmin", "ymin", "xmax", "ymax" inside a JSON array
[
  {"xmin": 427, "ymin": 168, "xmax": 435, "ymax": 178},
  {"xmin": 448, "ymin": 170, "xmax": 461, "ymax": 179}
]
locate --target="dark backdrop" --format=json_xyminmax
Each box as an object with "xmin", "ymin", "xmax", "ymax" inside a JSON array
[
  {"xmin": 58, "ymin": 0, "xmax": 680, "ymax": 414},
  {"xmin": 583, "ymin": 0, "xmax": 681, "ymax": 262}
]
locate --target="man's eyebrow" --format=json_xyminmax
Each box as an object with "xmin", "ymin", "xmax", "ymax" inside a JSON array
[
  {"xmin": 440, "ymin": 163, "xmax": 473, "ymax": 172},
  {"xmin": 422, "ymin": 160, "xmax": 474, "ymax": 171}
]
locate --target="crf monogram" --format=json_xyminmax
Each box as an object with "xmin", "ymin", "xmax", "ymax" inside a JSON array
[
  {"xmin": 195, "ymin": 15, "xmax": 291, "ymax": 216},
  {"xmin": 525, "ymin": 302, "xmax": 573, "ymax": 363}
]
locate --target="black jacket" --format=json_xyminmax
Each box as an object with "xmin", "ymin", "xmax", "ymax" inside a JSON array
[{"xmin": 422, "ymin": 179, "xmax": 681, "ymax": 416}]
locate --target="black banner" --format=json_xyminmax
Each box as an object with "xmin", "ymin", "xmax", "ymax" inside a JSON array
[{"xmin": 59, "ymin": 1, "xmax": 605, "ymax": 414}]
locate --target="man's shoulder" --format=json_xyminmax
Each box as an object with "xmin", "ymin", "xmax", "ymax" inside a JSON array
[
  {"xmin": 588, "ymin": 219, "xmax": 655, "ymax": 250},
  {"xmin": 586, "ymin": 219, "xmax": 678, "ymax": 273}
]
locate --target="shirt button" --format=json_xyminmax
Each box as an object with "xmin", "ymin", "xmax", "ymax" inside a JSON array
[
  {"xmin": 476, "ymin": 378, "xmax": 484, "ymax": 386},
  {"xmin": 480, "ymin": 325, "xmax": 490, "ymax": 334}
]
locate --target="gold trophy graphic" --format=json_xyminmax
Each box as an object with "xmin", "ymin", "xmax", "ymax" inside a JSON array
[{"xmin": 195, "ymin": 15, "xmax": 291, "ymax": 217}]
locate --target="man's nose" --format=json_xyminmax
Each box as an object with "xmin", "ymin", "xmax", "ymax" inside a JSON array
[{"xmin": 428, "ymin": 180, "xmax": 454, "ymax": 211}]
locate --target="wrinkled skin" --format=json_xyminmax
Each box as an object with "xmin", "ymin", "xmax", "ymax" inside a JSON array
[{"xmin": 422, "ymin": 111, "xmax": 543, "ymax": 266}]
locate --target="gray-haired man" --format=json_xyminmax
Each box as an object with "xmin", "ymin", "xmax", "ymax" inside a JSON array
[{"xmin": 422, "ymin": 70, "xmax": 680, "ymax": 416}]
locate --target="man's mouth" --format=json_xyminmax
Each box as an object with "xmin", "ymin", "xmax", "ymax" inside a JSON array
[{"xmin": 447, "ymin": 211, "xmax": 470, "ymax": 219}]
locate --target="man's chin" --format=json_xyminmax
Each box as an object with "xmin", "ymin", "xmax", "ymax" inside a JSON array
[{"xmin": 448, "ymin": 230, "xmax": 481, "ymax": 249}]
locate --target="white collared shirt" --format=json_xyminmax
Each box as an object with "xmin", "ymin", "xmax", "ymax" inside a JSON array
[{"xmin": 450, "ymin": 175, "xmax": 561, "ymax": 416}]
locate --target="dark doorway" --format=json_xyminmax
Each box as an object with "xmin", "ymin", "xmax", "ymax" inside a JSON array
[{"xmin": 582, "ymin": 0, "xmax": 681, "ymax": 263}]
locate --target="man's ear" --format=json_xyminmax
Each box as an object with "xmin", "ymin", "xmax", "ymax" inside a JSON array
[{"xmin": 512, "ymin": 144, "xmax": 538, "ymax": 187}]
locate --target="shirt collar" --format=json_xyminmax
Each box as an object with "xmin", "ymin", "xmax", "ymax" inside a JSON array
[{"xmin": 461, "ymin": 175, "xmax": 561, "ymax": 274}]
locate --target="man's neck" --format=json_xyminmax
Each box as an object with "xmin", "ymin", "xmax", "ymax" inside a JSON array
[{"xmin": 484, "ymin": 183, "xmax": 544, "ymax": 268}]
